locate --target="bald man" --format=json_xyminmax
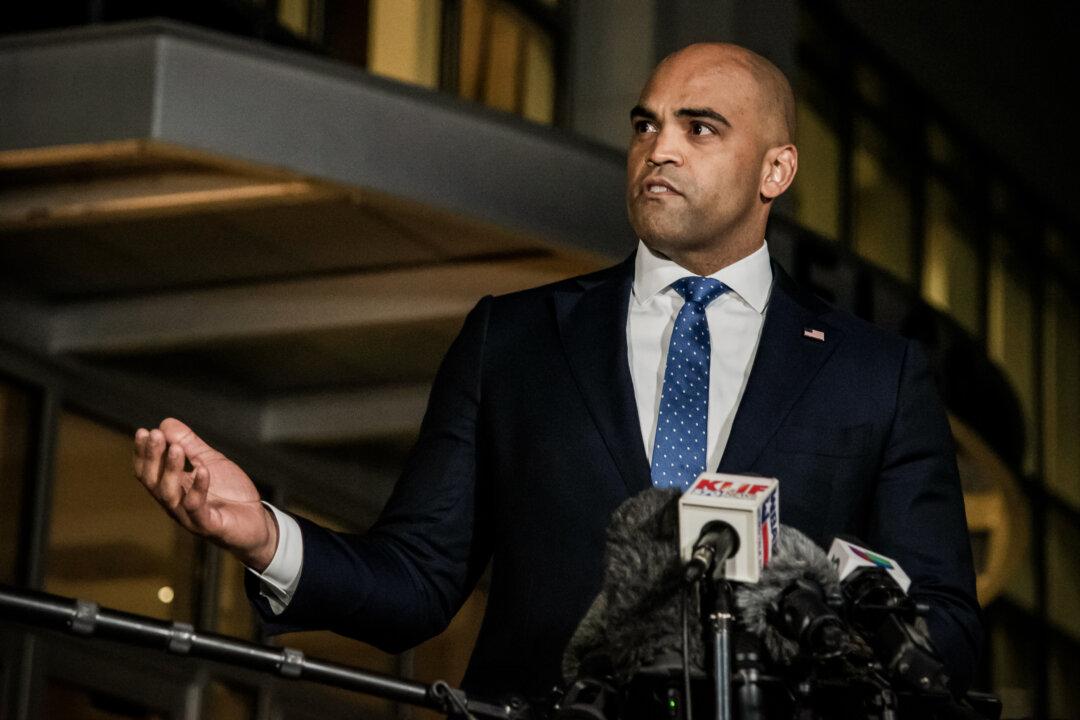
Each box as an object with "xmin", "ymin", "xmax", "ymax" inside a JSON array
[{"xmin": 135, "ymin": 44, "xmax": 980, "ymax": 700}]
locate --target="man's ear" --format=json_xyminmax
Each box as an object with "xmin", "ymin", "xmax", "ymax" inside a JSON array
[{"xmin": 760, "ymin": 144, "xmax": 798, "ymax": 200}]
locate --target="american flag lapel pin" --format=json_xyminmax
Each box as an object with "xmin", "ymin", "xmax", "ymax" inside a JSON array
[{"xmin": 803, "ymin": 327, "xmax": 826, "ymax": 342}]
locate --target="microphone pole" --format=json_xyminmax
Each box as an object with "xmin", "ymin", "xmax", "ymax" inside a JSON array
[
  {"xmin": 704, "ymin": 576, "xmax": 735, "ymax": 720},
  {"xmin": 684, "ymin": 521, "xmax": 740, "ymax": 720},
  {"xmin": 0, "ymin": 584, "xmax": 528, "ymax": 720}
]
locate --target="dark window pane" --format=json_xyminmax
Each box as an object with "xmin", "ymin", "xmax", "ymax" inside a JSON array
[
  {"xmin": 987, "ymin": 234, "xmax": 1037, "ymax": 475},
  {"xmin": 204, "ymin": 680, "xmax": 256, "ymax": 720},
  {"xmin": 922, "ymin": 178, "xmax": 981, "ymax": 335},
  {"xmin": 1043, "ymin": 279, "xmax": 1080, "ymax": 509},
  {"xmin": 41, "ymin": 678, "xmax": 169, "ymax": 720},
  {"xmin": 792, "ymin": 97, "xmax": 841, "ymax": 241},
  {"xmin": 852, "ymin": 118, "xmax": 913, "ymax": 281},
  {"xmin": 44, "ymin": 412, "xmax": 197, "ymax": 622},
  {"xmin": 0, "ymin": 378, "xmax": 31, "ymax": 585}
]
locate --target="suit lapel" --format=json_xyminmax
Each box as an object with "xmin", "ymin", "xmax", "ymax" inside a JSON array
[
  {"xmin": 554, "ymin": 256, "xmax": 653, "ymax": 496},
  {"xmin": 718, "ymin": 263, "xmax": 844, "ymax": 473}
]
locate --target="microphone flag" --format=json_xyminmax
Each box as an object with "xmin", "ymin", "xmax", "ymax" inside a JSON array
[
  {"xmin": 678, "ymin": 474, "xmax": 779, "ymax": 583},
  {"xmin": 828, "ymin": 538, "xmax": 912, "ymax": 593}
]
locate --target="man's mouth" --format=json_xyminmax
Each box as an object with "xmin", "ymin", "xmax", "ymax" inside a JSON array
[{"xmin": 642, "ymin": 177, "xmax": 680, "ymax": 196}]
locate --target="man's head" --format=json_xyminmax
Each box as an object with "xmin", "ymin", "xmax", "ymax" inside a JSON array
[{"xmin": 626, "ymin": 43, "xmax": 798, "ymax": 274}]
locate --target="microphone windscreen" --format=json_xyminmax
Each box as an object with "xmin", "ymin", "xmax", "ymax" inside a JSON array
[
  {"xmin": 561, "ymin": 488, "xmax": 704, "ymax": 684},
  {"xmin": 734, "ymin": 524, "xmax": 840, "ymax": 665}
]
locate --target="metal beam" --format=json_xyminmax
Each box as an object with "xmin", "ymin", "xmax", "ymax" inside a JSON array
[
  {"xmin": 49, "ymin": 256, "xmax": 584, "ymax": 354},
  {"xmin": 261, "ymin": 384, "xmax": 430, "ymax": 444}
]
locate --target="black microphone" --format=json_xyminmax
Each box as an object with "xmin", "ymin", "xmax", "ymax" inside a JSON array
[
  {"xmin": 734, "ymin": 524, "xmax": 864, "ymax": 668},
  {"xmin": 562, "ymin": 488, "xmax": 704, "ymax": 687},
  {"xmin": 736, "ymin": 527, "xmax": 901, "ymax": 719},
  {"xmin": 684, "ymin": 520, "xmax": 740, "ymax": 585},
  {"xmin": 828, "ymin": 538, "xmax": 955, "ymax": 697}
]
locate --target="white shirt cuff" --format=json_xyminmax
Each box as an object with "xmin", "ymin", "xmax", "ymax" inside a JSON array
[{"xmin": 246, "ymin": 502, "xmax": 303, "ymax": 615}]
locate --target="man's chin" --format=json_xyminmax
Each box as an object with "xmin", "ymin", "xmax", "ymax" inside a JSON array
[{"xmin": 633, "ymin": 226, "xmax": 695, "ymax": 256}]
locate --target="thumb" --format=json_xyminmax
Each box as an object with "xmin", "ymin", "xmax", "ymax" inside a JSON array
[{"xmin": 159, "ymin": 417, "xmax": 221, "ymax": 463}]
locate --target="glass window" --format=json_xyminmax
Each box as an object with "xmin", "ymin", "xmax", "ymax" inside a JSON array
[
  {"xmin": 0, "ymin": 378, "xmax": 32, "ymax": 585},
  {"xmin": 854, "ymin": 63, "xmax": 887, "ymax": 109},
  {"xmin": 951, "ymin": 417, "xmax": 1032, "ymax": 609},
  {"xmin": 214, "ymin": 550, "xmax": 255, "ymax": 639},
  {"xmin": 204, "ymin": 680, "xmax": 256, "ymax": 720},
  {"xmin": 320, "ymin": 0, "xmax": 372, "ymax": 68},
  {"xmin": 521, "ymin": 27, "xmax": 555, "ymax": 124},
  {"xmin": 852, "ymin": 118, "xmax": 914, "ymax": 281},
  {"xmin": 987, "ymin": 604, "xmax": 1037, "ymax": 720},
  {"xmin": 792, "ymin": 96, "xmax": 841, "ymax": 241},
  {"xmin": 987, "ymin": 234, "xmax": 1038, "ymax": 475},
  {"xmin": 41, "ymin": 678, "xmax": 169, "ymax": 720},
  {"xmin": 922, "ymin": 179, "xmax": 981, "ymax": 335},
  {"xmin": 926, "ymin": 121, "xmax": 959, "ymax": 168},
  {"xmin": 1049, "ymin": 634, "xmax": 1080, "ymax": 720},
  {"xmin": 367, "ymin": 0, "xmax": 442, "ymax": 89},
  {"xmin": 1042, "ymin": 279, "xmax": 1080, "ymax": 509},
  {"xmin": 278, "ymin": 0, "xmax": 314, "ymax": 39},
  {"xmin": 1047, "ymin": 508, "xmax": 1080, "ymax": 640},
  {"xmin": 459, "ymin": 0, "xmax": 555, "ymax": 122},
  {"xmin": 1046, "ymin": 226, "xmax": 1080, "ymax": 287},
  {"xmin": 44, "ymin": 411, "xmax": 197, "ymax": 622}
]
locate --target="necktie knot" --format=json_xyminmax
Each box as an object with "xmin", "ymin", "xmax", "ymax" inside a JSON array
[{"xmin": 673, "ymin": 276, "xmax": 728, "ymax": 306}]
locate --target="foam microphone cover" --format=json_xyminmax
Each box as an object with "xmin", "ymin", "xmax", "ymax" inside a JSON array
[
  {"xmin": 561, "ymin": 488, "xmax": 704, "ymax": 684},
  {"xmin": 734, "ymin": 524, "xmax": 842, "ymax": 666}
]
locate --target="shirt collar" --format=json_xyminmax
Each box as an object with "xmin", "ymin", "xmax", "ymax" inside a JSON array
[{"xmin": 632, "ymin": 238, "xmax": 773, "ymax": 314}]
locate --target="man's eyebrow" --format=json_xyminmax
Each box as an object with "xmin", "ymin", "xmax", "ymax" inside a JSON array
[
  {"xmin": 630, "ymin": 105, "xmax": 657, "ymax": 121},
  {"xmin": 675, "ymin": 107, "xmax": 732, "ymax": 127}
]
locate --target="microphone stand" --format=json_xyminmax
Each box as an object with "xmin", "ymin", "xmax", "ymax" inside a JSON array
[
  {"xmin": 702, "ymin": 575, "xmax": 734, "ymax": 720},
  {"xmin": 0, "ymin": 584, "xmax": 529, "ymax": 720}
]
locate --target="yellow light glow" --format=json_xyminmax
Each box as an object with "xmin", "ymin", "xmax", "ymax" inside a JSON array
[{"xmin": 157, "ymin": 586, "xmax": 175, "ymax": 604}]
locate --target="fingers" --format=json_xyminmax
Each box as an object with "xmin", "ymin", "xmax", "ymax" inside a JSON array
[
  {"xmin": 133, "ymin": 428, "xmax": 149, "ymax": 478},
  {"xmin": 133, "ymin": 424, "xmax": 197, "ymax": 523},
  {"xmin": 183, "ymin": 466, "xmax": 216, "ymax": 533},
  {"xmin": 157, "ymin": 441, "xmax": 191, "ymax": 511},
  {"xmin": 160, "ymin": 417, "xmax": 222, "ymax": 465},
  {"xmin": 135, "ymin": 428, "xmax": 168, "ymax": 491}
]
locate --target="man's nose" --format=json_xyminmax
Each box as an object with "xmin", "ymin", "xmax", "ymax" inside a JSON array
[{"xmin": 646, "ymin": 126, "xmax": 683, "ymax": 166}]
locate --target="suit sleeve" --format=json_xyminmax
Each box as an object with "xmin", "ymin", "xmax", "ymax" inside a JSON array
[
  {"xmin": 246, "ymin": 296, "xmax": 495, "ymax": 653},
  {"xmin": 867, "ymin": 339, "xmax": 983, "ymax": 690}
]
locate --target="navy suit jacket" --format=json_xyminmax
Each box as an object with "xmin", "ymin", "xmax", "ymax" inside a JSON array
[{"xmin": 250, "ymin": 254, "xmax": 981, "ymax": 699}]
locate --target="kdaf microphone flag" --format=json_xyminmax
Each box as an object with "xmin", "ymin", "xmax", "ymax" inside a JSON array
[{"xmin": 678, "ymin": 474, "xmax": 779, "ymax": 583}]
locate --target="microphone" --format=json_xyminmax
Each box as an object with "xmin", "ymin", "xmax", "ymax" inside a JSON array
[
  {"xmin": 684, "ymin": 521, "xmax": 740, "ymax": 585},
  {"xmin": 734, "ymin": 524, "xmax": 864, "ymax": 668},
  {"xmin": 678, "ymin": 474, "xmax": 779, "ymax": 584},
  {"xmin": 561, "ymin": 488, "xmax": 704, "ymax": 687},
  {"xmin": 734, "ymin": 526, "xmax": 902, "ymax": 719},
  {"xmin": 827, "ymin": 538, "xmax": 953, "ymax": 697},
  {"xmin": 561, "ymin": 482, "xmax": 790, "ymax": 720}
]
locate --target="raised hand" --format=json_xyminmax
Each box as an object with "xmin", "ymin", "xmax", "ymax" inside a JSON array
[{"xmin": 133, "ymin": 418, "xmax": 278, "ymax": 571}]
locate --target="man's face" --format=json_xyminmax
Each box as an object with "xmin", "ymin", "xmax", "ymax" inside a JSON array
[{"xmin": 626, "ymin": 50, "xmax": 773, "ymax": 260}]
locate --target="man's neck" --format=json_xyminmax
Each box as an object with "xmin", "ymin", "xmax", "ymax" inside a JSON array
[{"xmin": 652, "ymin": 239, "xmax": 765, "ymax": 276}]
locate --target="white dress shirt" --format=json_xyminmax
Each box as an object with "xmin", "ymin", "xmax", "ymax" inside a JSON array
[
  {"xmin": 628, "ymin": 239, "xmax": 772, "ymax": 473},
  {"xmin": 254, "ymin": 239, "xmax": 773, "ymax": 613}
]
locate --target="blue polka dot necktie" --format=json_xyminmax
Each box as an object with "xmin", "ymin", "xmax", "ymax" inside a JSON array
[{"xmin": 651, "ymin": 276, "xmax": 729, "ymax": 490}]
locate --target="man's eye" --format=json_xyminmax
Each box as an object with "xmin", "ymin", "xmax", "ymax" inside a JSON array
[
  {"xmin": 690, "ymin": 122, "xmax": 716, "ymax": 136},
  {"xmin": 634, "ymin": 119, "xmax": 657, "ymax": 133}
]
